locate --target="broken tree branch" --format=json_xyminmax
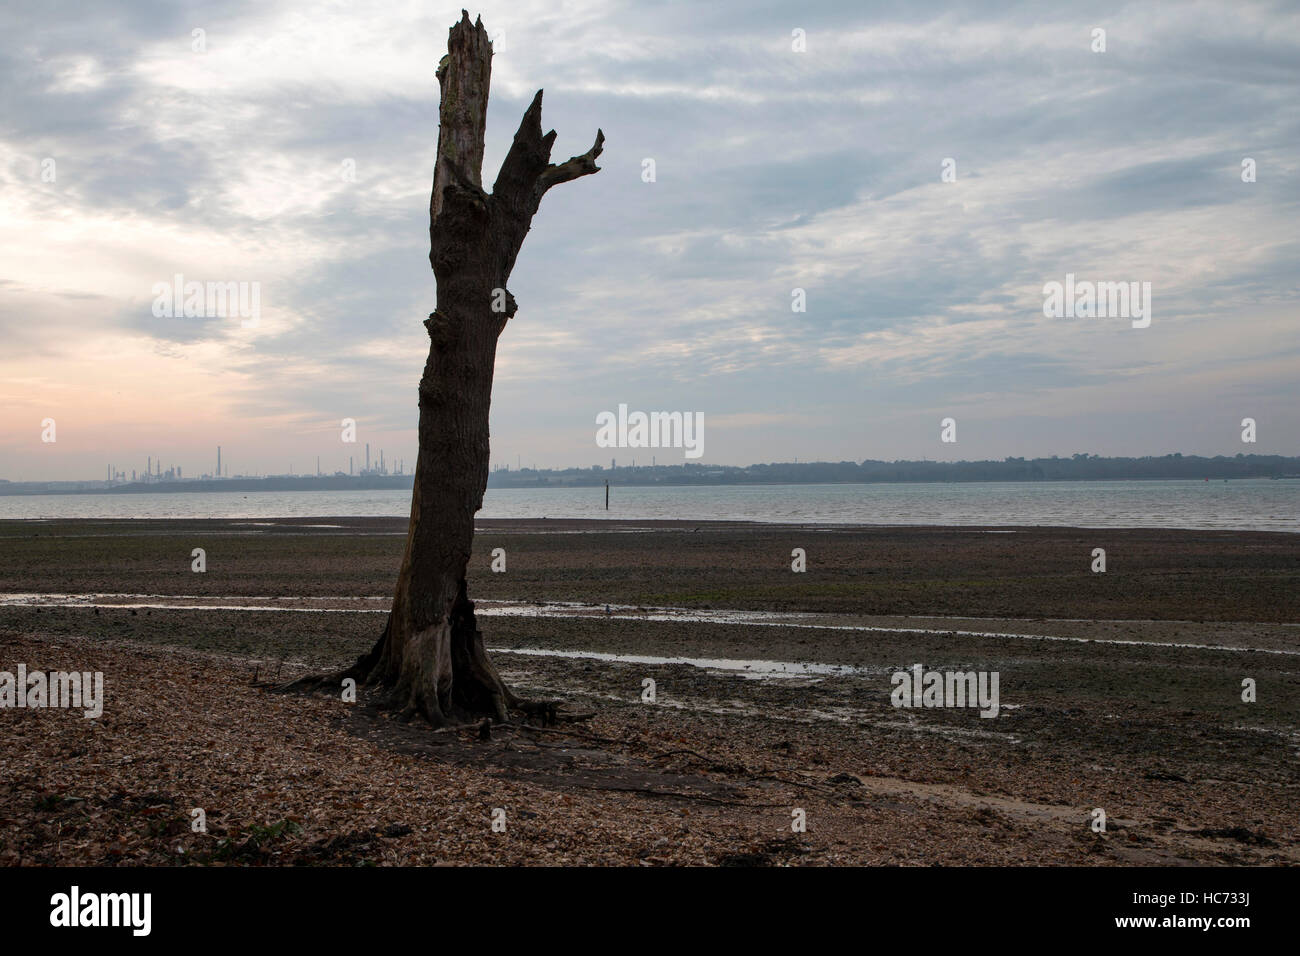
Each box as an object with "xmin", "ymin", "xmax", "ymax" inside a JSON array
[{"xmin": 535, "ymin": 128, "xmax": 605, "ymax": 198}]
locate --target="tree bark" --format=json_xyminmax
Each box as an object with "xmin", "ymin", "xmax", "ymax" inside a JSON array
[{"xmin": 325, "ymin": 11, "xmax": 602, "ymax": 726}]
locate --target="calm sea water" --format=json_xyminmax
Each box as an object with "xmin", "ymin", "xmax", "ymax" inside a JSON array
[{"xmin": 0, "ymin": 480, "xmax": 1295, "ymax": 531}]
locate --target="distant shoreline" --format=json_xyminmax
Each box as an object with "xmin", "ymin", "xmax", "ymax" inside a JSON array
[
  {"xmin": 3, "ymin": 467, "xmax": 1300, "ymax": 497},
  {"xmin": 0, "ymin": 475, "xmax": 413, "ymax": 496}
]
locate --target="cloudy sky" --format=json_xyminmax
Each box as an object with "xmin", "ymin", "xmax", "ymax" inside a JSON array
[{"xmin": 2, "ymin": 0, "xmax": 1297, "ymax": 481}]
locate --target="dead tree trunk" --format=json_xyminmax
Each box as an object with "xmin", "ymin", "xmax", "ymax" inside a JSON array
[{"xmin": 319, "ymin": 11, "xmax": 602, "ymax": 725}]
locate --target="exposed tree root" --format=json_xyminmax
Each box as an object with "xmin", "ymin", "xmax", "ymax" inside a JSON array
[{"xmin": 279, "ymin": 597, "xmax": 575, "ymax": 732}]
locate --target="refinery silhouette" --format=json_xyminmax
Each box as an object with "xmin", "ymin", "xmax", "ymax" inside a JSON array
[{"xmin": 42, "ymin": 443, "xmax": 408, "ymax": 495}]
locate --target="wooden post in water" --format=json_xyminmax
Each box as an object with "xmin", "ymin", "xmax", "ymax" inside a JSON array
[{"xmin": 605, "ymin": 479, "xmax": 609, "ymax": 510}]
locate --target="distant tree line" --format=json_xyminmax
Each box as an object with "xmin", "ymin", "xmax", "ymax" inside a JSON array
[
  {"xmin": 487, "ymin": 454, "xmax": 1300, "ymax": 488},
  {"xmin": 5, "ymin": 454, "xmax": 1298, "ymax": 495}
]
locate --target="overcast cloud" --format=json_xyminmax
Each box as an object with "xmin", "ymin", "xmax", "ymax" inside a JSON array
[{"xmin": 1, "ymin": 0, "xmax": 1297, "ymax": 480}]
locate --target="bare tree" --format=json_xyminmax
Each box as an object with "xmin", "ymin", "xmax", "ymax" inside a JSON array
[{"xmin": 299, "ymin": 11, "xmax": 602, "ymax": 725}]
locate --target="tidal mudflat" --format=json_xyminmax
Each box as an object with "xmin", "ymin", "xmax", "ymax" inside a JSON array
[{"xmin": 2, "ymin": 518, "xmax": 1296, "ymax": 865}]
